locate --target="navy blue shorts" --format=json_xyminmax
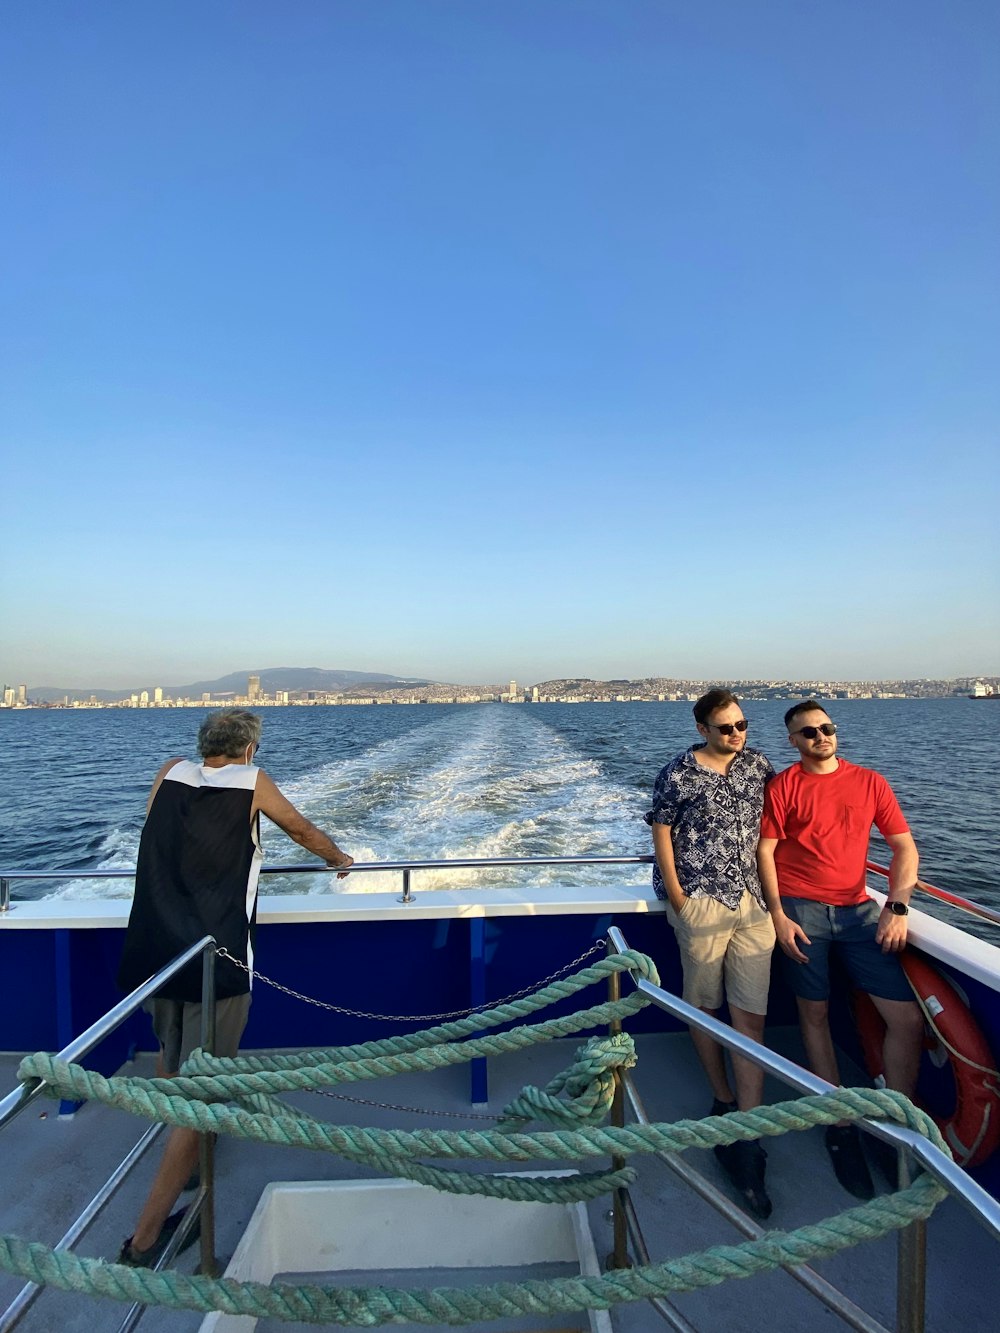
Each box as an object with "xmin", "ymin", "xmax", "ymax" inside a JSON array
[{"xmin": 778, "ymin": 897, "xmax": 913, "ymax": 1003}]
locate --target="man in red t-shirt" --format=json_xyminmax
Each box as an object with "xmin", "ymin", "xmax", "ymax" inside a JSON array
[{"xmin": 757, "ymin": 701, "xmax": 923, "ymax": 1201}]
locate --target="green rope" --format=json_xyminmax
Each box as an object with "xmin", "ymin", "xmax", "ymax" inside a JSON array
[
  {"xmin": 0, "ymin": 1175, "xmax": 947, "ymax": 1325},
  {"xmin": 182, "ymin": 948, "xmax": 661, "ymax": 1077},
  {"xmin": 3, "ymin": 947, "xmax": 957, "ymax": 1325}
]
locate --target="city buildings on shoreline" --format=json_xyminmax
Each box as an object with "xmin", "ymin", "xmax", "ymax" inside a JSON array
[{"xmin": 3, "ymin": 675, "xmax": 997, "ymax": 710}]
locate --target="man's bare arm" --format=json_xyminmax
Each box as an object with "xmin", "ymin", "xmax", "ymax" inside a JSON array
[
  {"xmin": 650, "ymin": 823, "xmax": 688, "ymax": 915},
  {"xmin": 252, "ymin": 772, "xmax": 354, "ymax": 874},
  {"xmin": 875, "ymin": 830, "xmax": 919, "ymax": 952},
  {"xmin": 757, "ymin": 837, "xmax": 810, "ymax": 963}
]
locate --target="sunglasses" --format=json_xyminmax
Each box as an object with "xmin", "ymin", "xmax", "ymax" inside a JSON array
[
  {"xmin": 791, "ymin": 723, "xmax": 837, "ymax": 739},
  {"xmin": 706, "ymin": 720, "xmax": 749, "ymax": 736}
]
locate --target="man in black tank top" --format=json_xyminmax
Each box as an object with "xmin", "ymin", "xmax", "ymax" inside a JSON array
[{"xmin": 118, "ymin": 709, "xmax": 354, "ymax": 1267}]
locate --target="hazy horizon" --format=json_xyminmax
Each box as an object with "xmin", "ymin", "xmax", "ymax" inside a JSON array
[{"xmin": 10, "ymin": 663, "xmax": 996, "ymax": 696}]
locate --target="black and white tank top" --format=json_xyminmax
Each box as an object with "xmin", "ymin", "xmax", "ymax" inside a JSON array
[{"xmin": 117, "ymin": 760, "xmax": 263, "ymax": 1002}]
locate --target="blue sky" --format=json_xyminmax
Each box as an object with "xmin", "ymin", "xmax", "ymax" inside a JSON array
[{"xmin": 2, "ymin": 1, "xmax": 998, "ymax": 688}]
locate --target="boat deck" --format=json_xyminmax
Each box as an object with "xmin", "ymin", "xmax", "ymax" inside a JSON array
[{"xmin": 2, "ymin": 1028, "xmax": 997, "ymax": 1333}]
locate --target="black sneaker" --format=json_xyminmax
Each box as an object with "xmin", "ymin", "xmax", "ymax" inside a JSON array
[
  {"xmin": 714, "ymin": 1139, "xmax": 773, "ymax": 1220},
  {"xmin": 118, "ymin": 1210, "xmax": 200, "ymax": 1268},
  {"xmin": 825, "ymin": 1125, "xmax": 875, "ymax": 1201},
  {"xmin": 710, "ymin": 1098, "xmax": 738, "ymax": 1117}
]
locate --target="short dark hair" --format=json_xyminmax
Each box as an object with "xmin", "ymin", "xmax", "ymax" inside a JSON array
[
  {"xmin": 197, "ymin": 709, "xmax": 262, "ymax": 759},
  {"xmin": 783, "ymin": 700, "xmax": 830, "ymax": 729},
  {"xmin": 693, "ymin": 688, "xmax": 740, "ymax": 726}
]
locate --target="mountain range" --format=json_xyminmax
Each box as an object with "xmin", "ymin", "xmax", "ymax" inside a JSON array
[{"xmin": 28, "ymin": 667, "xmax": 434, "ymax": 703}]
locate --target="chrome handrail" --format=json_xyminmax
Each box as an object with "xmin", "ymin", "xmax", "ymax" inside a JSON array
[
  {"xmin": 0, "ymin": 935, "xmax": 220, "ymax": 1332},
  {"xmin": 865, "ymin": 859, "xmax": 1000, "ymax": 928},
  {"xmin": 605, "ymin": 925, "xmax": 1000, "ymax": 1333},
  {"xmin": 617, "ymin": 1072, "xmax": 890, "ymax": 1333},
  {"xmin": 604, "ymin": 926, "xmax": 1000, "ymax": 1243},
  {"xmin": 3, "ymin": 855, "xmax": 996, "ymax": 923},
  {"xmin": 0, "ymin": 855, "xmax": 656, "ymax": 912}
]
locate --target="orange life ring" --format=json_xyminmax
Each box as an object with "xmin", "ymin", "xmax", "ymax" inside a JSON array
[{"xmin": 853, "ymin": 951, "xmax": 1000, "ymax": 1167}]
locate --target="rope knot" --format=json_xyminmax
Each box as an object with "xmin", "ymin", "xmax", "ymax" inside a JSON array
[{"xmin": 496, "ymin": 1033, "xmax": 636, "ymax": 1130}]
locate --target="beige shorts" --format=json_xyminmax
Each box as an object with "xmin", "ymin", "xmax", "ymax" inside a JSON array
[
  {"xmin": 665, "ymin": 891, "xmax": 776, "ymax": 1015},
  {"xmin": 145, "ymin": 993, "xmax": 251, "ymax": 1073}
]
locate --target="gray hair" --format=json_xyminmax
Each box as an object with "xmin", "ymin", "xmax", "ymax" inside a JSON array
[{"xmin": 197, "ymin": 709, "xmax": 262, "ymax": 759}]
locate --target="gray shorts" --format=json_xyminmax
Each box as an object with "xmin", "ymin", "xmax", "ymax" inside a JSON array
[
  {"xmin": 145, "ymin": 993, "xmax": 251, "ymax": 1073},
  {"xmin": 778, "ymin": 897, "xmax": 913, "ymax": 1003}
]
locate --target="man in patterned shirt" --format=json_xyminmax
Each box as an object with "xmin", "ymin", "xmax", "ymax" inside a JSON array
[{"xmin": 645, "ymin": 688, "xmax": 776, "ymax": 1217}]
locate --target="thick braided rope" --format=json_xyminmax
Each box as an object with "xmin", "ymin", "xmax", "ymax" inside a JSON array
[
  {"xmin": 20, "ymin": 953, "xmax": 647, "ymax": 1205},
  {"xmin": 497, "ymin": 1032, "xmax": 638, "ymax": 1129},
  {"xmin": 1, "ymin": 937, "xmax": 960, "ymax": 1326},
  {"xmin": 19, "ymin": 986, "xmax": 652, "ymax": 1108},
  {"xmin": 0, "ymin": 1174, "xmax": 946, "ymax": 1324},
  {"xmin": 8, "ymin": 1053, "xmax": 952, "ymax": 1166},
  {"xmin": 182, "ymin": 948, "xmax": 661, "ymax": 1077},
  {"xmin": 208, "ymin": 1073, "xmax": 640, "ymax": 1204}
]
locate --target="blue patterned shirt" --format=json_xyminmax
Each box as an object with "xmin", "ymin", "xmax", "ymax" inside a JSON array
[{"xmin": 644, "ymin": 746, "xmax": 775, "ymax": 909}]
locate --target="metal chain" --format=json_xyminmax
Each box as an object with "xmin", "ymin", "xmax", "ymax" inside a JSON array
[
  {"xmin": 307, "ymin": 1086, "xmax": 502, "ymax": 1121},
  {"xmin": 215, "ymin": 940, "xmax": 605, "ymax": 1022}
]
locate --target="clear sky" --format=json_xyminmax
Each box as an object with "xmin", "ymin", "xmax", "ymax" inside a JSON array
[{"xmin": 2, "ymin": 1, "xmax": 998, "ymax": 689}]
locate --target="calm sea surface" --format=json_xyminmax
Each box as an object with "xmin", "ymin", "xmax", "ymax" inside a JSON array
[{"xmin": 1, "ymin": 700, "xmax": 997, "ymax": 934}]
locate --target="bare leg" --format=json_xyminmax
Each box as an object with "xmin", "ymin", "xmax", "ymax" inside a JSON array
[
  {"xmin": 871, "ymin": 995, "xmax": 923, "ymax": 1098},
  {"xmin": 796, "ymin": 996, "xmax": 841, "ymax": 1086},
  {"xmin": 688, "ymin": 1009, "xmax": 736, "ymax": 1105},
  {"xmin": 131, "ymin": 1127, "xmax": 200, "ymax": 1251},
  {"xmin": 729, "ymin": 1006, "xmax": 767, "ymax": 1111}
]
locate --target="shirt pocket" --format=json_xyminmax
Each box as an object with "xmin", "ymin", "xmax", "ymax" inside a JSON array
[{"xmin": 842, "ymin": 805, "xmax": 871, "ymax": 836}]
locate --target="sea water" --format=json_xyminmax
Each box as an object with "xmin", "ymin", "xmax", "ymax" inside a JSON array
[{"xmin": 1, "ymin": 699, "xmax": 996, "ymax": 925}]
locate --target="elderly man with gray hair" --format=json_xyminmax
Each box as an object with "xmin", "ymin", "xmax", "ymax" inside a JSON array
[{"xmin": 116, "ymin": 709, "xmax": 354, "ymax": 1267}]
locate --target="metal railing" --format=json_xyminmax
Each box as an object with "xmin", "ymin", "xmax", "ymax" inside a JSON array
[
  {"xmin": 3, "ymin": 855, "xmax": 998, "ymax": 922},
  {"xmin": 603, "ymin": 926, "xmax": 1000, "ymax": 1333},
  {"xmin": 0, "ymin": 854, "xmax": 656, "ymax": 911},
  {"xmin": 0, "ymin": 937, "xmax": 220, "ymax": 1333},
  {"xmin": 865, "ymin": 860, "xmax": 1000, "ymax": 929}
]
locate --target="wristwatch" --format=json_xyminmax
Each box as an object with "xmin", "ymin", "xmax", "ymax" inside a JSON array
[{"xmin": 885, "ymin": 901, "xmax": 909, "ymax": 916}]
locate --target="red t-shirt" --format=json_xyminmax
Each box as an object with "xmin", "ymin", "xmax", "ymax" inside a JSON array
[{"xmin": 759, "ymin": 759, "xmax": 909, "ymax": 905}]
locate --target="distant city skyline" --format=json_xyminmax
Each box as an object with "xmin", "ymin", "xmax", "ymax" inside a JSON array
[
  {"xmin": 5, "ymin": 666, "xmax": 997, "ymax": 707},
  {"xmin": 3, "ymin": 4, "xmax": 998, "ymax": 687}
]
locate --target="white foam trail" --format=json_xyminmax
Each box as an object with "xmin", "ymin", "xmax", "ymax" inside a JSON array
[
  {"xmin": 45, "ymin": 708, "xmax": 650, "ymax": 900},
  {"xmin": 47, "ymin": 826, "xmax": 141, "ymax": 900},
  {"xmin": 263, "ymin": 708, "xmax": 647, "ymax": 896}
]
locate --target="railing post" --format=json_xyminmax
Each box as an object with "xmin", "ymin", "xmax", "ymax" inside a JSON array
[
  {"xmin": 397, "ymin": 868, "xmax": 413, "ymax": 904},
  {"xmin": 198, "ymin": 942, "xmax": 218, "ymax": 1278},
  {"xmin": 605, "ymin": 942, "xmax": 630, "ymax": 1272},
  {"xmin": 895, "ymin": 1148, "xmax": 927, "ymax": 1333},
  {"xmin": 0, "ymin": 878, "xmax": 11, "ymax": 913}
]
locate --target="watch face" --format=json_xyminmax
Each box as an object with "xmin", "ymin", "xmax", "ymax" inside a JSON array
[{"xmin": 889, "ymin": 901, "xmax": 908, "ymax": 915}]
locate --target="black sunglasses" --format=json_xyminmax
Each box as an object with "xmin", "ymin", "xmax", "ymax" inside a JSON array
[
  {"xmin": 706, "ymin": 720, "xmax": 749, "ymax": 736},
  {"xmin": 791, "ymin": 723, "xmax": 837, "ymax": 739}
]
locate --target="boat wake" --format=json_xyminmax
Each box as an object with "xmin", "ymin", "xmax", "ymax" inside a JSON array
[{"xmin": 45, "ymin": 708, "xmax": 650, "ymax": 900}]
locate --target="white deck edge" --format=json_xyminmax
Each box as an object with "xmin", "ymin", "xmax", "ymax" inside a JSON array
[{"xmin": 0, "ymin": 881, "xmax": 660, "ymax": 928}]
